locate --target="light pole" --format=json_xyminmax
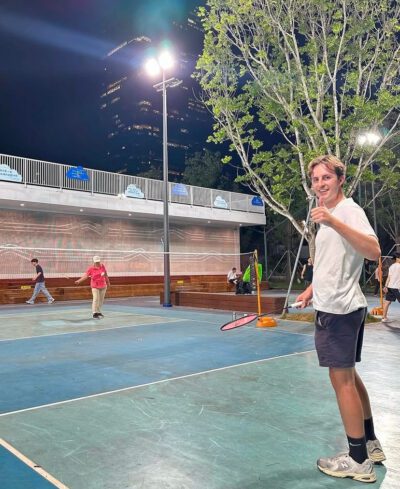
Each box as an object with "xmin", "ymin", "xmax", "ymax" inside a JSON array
[{"xmin": 145, "ymin": 51, "xmax": 182, "ymax": 307}]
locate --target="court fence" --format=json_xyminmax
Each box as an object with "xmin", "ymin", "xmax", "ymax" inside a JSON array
[{"xmin": 0, "ymin": 153, "xmax": 264, "ymax": 214}]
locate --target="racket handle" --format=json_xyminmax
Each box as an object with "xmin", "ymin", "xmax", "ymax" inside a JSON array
[{"xmin": 290, "ymin": 300, "xmax": 312, "ymax": 308}]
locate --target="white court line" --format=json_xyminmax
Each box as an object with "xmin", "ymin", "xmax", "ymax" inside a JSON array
[
  {"xmin": 0, "ymin": 296, "xmax": 152, "ymax": 312},
  {"xmin": 0, "ymin": 309, "xmax": 161, "ymax": 319},
  {"xmin": 0, "ymin": 317, "xmax": 187, "ymax": 343},
  {"xmin": 0, "ymin": 438, "xmax": 69, "ymax": 488},
  {"xmin": 0, "ymin": 349, "xmax": 315, "ymax": 417},
  {"xmin": 184, "ymin": 316, "xmax": 314, "ymax": 336}
]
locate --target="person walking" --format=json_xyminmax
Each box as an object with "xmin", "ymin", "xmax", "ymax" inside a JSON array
[
  {"xmin": 373, "ymin": 264, "xmax": 381, "ymax": 296},
  {"xmin": 296, "ymin": 155, "xmax": 384, "ymax": 483},
  {"xmin": 26, "ymin": 258, "xmax": 55, "ymax": 304},
  {"xmin": 75, "ymin": 256, "xmax": 110, "ymax": 319},
  {"xmin": 381, "ymin": 252, "xmax": 400, "ymax": 322}
]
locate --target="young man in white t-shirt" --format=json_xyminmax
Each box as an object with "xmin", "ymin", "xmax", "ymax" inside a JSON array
[
  {"xmin": 382, "ymin": 252, "xmax": 400, "ymax": 322},
  {"xmin": 296, "ymin": 155, "xmax": 383, "ymax": 483},
  {"xmin": 227, "ymin": 267, "xmax": 239, "ymax": 284}
]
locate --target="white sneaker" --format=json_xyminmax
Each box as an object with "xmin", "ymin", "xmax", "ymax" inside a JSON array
[
  {"xmin": 25, "ymin": 301, "xmax": 34, "ymax": 305},
  {"xmin": 367, "ymin": 439, "xmax": 386, "ymax": 463},
  {"xmin": 317, "ymin": 453, "xmax": 376, "ymax": 483},
  {"xmin": 48, "ymin": 298, "xmax": 55, "ymax": 304},
  {"xmin": 381, "ymin": 318, "xmax": 390, "ymax": 323}
]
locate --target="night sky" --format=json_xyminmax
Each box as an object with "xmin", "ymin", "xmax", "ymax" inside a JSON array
[{"xmin": 0, "ymin": 0, "xmax": 202, "ymax": 170}]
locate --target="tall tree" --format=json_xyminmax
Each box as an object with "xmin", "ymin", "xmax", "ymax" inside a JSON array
[
  {"xmin": 376, "ymin": 182, "xmax": 400, "ymax": 250},
  {"xmin": 182, "ymin": 149, "xmax": 240, "ymax": 190},
  {"xmin": 196, "ymin": 0, "xmax": 400, "ymax": 254}
]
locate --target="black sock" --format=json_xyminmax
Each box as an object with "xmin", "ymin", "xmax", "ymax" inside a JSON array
[
  {"xmin": 364, "ymin": 417, "xmax": 377, "ymax": 441},
  {"xmin": 347, "ymin": 435, "xmax": 368, "ymax": 464}
]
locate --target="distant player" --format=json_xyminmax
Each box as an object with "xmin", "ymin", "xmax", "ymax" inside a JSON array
[
  {"xmin": 381, "ymin": 251, "xmax": 400, "ymax": 322},
  {"xmin": 75, "ymin": 256, "xmax": 110, "ymax": 319},
  {"xmin": 26, "ymin": 258, "xmax": 55, "ymax": 304}
]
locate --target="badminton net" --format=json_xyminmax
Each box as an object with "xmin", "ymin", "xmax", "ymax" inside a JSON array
[{"xmin": 0, "ymin": 245, "xmax": 255, "ymax": 280}]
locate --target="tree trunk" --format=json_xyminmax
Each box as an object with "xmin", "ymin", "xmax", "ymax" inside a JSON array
[
  {"xmin": 308, "ymin": 232, "xmax": 317, "ymax": 262},
  {"xmin": 286, "ymin": 221, "xmax": 292, "ymax": 281}
]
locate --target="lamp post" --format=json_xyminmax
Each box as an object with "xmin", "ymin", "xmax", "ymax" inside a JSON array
[{"xmin": 145, "ymin": 51, "xmax": 182, "ymax": 307}]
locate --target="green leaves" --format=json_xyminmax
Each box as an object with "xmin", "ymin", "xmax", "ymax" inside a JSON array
[{"xmin": 195, "ymin": 0, "xmax": 400, "ymax": 234}]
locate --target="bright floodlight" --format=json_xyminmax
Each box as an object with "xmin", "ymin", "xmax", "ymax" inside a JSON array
[
  {"xmin": 357, "ymin": 131, "xmax": 381, "ymax": 147},
  {"xmin": 158, "ymin": 50, "xmax": 174, "ymax": 70},
  {"xmin": 366, "ymin": 132, "xmax": 381, "ymax": 145},
  {"xmin": 145, "ymin": 58, "xmax": 161, "ymax": 77}
]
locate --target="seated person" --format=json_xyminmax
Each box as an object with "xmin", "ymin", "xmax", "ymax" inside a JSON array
[
  {"xmin": 236, "ymin": 263, "xmax": 262, "ymax": 294},
  {"xmin": 227, "ymin": 267, "xmax": 240, "ymax": 285}
]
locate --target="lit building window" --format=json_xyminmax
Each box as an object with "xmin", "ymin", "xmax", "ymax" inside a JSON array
[{"xmin": 138, "ymin": 100, "xmax": 152, "ymax": 107}]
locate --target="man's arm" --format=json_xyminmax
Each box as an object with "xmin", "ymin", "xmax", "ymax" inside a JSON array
[
  {"xmin": 32, "ymin": 271, "xmax": 42, "ymax": 281},
  {"xmin": 75, "ymin": 273, "xmax": 88, "ymax": 285},
  {"xmin": 383, "ymin": 267, "xmax": 391, "ymax": 290},
  {"xmin": 311, "ymin": 207, "xmax": 381, "ymax": 261}
]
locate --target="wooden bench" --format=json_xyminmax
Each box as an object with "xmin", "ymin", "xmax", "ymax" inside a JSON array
[
  {"xmin": 0, "ymin": 275, "xmax": 234, "ymax": 304},
  {"xmin": 163, "ymin": 291, "xmax": 285, "ymax": 314},
  {"xmin": 0, "ymin": 274, "xmax": 270, "ymax": 305}
]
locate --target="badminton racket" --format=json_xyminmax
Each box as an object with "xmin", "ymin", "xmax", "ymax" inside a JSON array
[{"xmin": 220, "ymin": 301, "xmax": 311, "ymax": 331}]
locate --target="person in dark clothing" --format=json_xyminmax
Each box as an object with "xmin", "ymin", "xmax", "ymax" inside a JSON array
[
  {"xmin": 301, "ymin": 257, "xmax": 314, "ymax": 286},
  {"xmin": 26, "ymin": 258, "xmax": 55, "ymax": 304}
]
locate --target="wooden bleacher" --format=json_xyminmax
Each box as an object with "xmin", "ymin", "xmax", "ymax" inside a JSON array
[
  {"xmin": 0, "ymin": 275, "xmax": 234, "ymax": 305},
  {"xmin": 163, "ymin": 290, "xmax": 284, "ymax": 314}
]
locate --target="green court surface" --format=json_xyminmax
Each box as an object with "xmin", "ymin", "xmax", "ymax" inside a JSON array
[{"xmin": 0, "ymin": 299, "xmax": 399, "ymax": 488}]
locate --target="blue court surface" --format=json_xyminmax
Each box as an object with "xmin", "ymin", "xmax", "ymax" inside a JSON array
[{"xmin": 0, "ymin": 296, "xmax": 399, "ymax": 489}]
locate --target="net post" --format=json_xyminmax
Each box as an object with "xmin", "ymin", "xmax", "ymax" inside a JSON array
[
  {"xmin": 254, "ymin": 249, "xmax": 277, "ymax": 327},
  {"xmin": 254, "ymin": 250, "xmax": 262, "ymax": 316},
  {"xmin": 371, "ymin": 256, "xmax": 384, "ymax": 316}
]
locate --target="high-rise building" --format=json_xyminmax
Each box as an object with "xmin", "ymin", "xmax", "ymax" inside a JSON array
[{"xmin": 100, "ymin": 15, "xmax": 212, "ymax": 176}]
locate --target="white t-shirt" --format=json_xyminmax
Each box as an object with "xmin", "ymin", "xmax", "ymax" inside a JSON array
[
  {"xmin": 227, "ymin": 270, "xmax": 238, "ymax": 281},
  {"xmin": 387, "ymin": 262, "xmax": 400, "ymax": 289},
  {"xmin": 313, "ymin": 198, "xmax": 377, "ymax": 314}
]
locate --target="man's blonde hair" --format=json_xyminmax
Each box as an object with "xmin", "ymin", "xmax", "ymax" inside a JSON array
[{"xmin": 308, "ymin": 155, "xmax": 346, "ymax": 179}]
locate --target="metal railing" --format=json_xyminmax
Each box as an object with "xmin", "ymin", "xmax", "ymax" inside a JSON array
[{"xmin": 0, "ymin": 153, "xmax": 265, "ymax": 213}]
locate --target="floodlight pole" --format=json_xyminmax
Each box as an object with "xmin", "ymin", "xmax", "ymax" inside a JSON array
[
  {"xmin": 162, "ymin": 71, "xmax": 171, "ymax": 307},
  {"xmin": 154, "ymin": 75, "xmax": 182, "ymax": 307}
]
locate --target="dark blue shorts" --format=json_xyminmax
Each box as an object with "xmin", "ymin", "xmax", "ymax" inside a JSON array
[
  {"xmin": 385, "ymin": 288, "xmax": 400, "ymax": 303},
  {"xmin": 314, "ymin": 307, "xmax": 367, "ymax": 368}
]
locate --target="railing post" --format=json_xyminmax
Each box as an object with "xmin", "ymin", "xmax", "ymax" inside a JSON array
[
  {"xmin": 59, "ymin": 164, "xmax": 62, "ymax": 190},
  {"xmin": 119, "ymin": 174, "xmax": 123, "ymax": 196},
  {"xmin": 23, "ymin": 158, "xmax": 27, "ymax": 187},
  {"xmin": 91, "ymin": 170, "xmax": 94, "ymax": 196}
]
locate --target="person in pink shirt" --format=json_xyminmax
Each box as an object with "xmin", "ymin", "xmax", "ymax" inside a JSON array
[{"xmin": 75, "ymin": 256, "xmax": 110, "ymax": 318}]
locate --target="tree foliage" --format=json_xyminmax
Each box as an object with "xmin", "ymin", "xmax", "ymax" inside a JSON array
[
  {"xmin": 182, "ymin": 149, "xmax": 240, "ymax": 190},
  {"xmin": 195, "ymin": 0, "xmax": 400, "ymax": 245}
]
